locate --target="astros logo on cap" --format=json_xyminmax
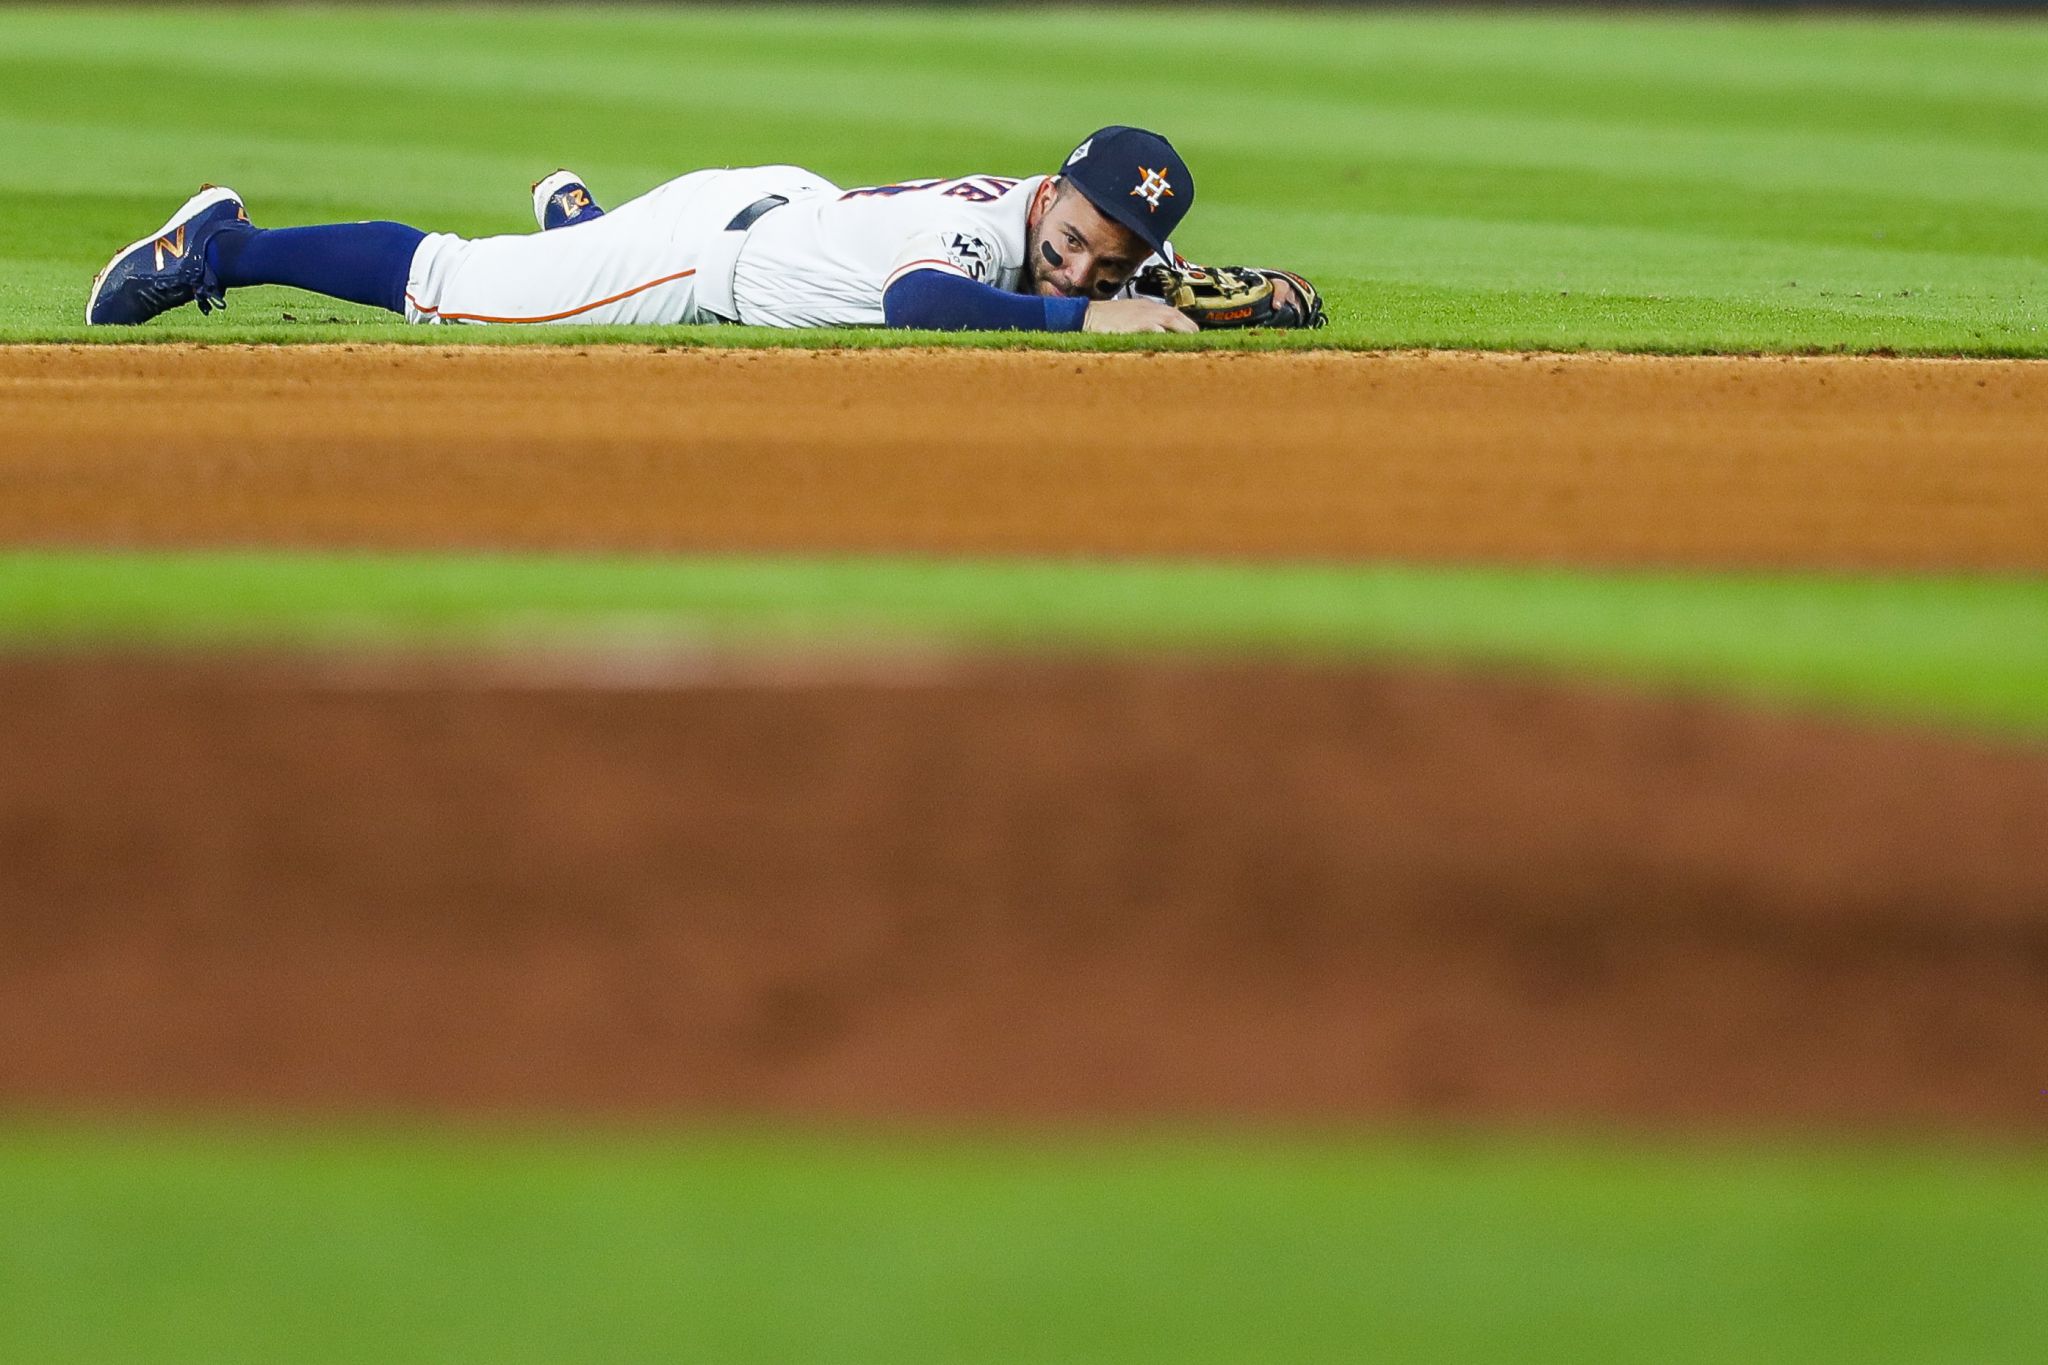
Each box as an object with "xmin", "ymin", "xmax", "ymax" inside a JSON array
[{"xmin": 1130, "ymin": 166, "xmax": 1174, "ymax": 212}]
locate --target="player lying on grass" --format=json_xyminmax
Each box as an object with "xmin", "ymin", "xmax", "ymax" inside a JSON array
[{"xmin": 87, "ymin": 126, "xmax": 1323, "ymax": 335}]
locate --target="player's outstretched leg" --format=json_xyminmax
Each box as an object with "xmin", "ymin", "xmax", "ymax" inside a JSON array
[
  {"xmin": 87, "ymin": 185, "xmax": 426, "ymax": 325},
  {"xmin": 532, "ymin": 170, "xmax": 605, "ymax": 230}
]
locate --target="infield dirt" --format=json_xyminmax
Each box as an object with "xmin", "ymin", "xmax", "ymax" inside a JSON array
[
  {"xmin": 4, "ymin": 345, "xmax": 2045, "ymax": 567},
  {"xmin": 4, "ymin": 346, "xmax": 2045, "ymax": 1132}
]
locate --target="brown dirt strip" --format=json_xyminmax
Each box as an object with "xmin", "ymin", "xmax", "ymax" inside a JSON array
[
  {"xmin": 4, "ymin": 651, "xmax": 2046, "ymax": 1133},
  {"xmin": 2, "ymin": 345, "xmax": 2044, "ymax": 568}
]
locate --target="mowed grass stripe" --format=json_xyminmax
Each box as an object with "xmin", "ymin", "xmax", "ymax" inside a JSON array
[
  {"xmin": 1261, "ymin": 158, "xmax": 2042, "ymax": 258},
  {"xmin": 4, "ymin": 1124, "xmax": 2046, "ymax": 1365},
  {"xmin": 4, "ymin": 17, "xmax": 2042, "ymax": 212},
  {"xmin": 5, "ymin": 552, "xmax": 2045, "ymax": 737},
  {"xmin": 6, "ymin": 8, "xmax": 2044, "ymax": 144},
  {"xmin": 0, "ymin": 6, "xmax": 2039, "ymax": 350},
  {"xmin": 4, "ymin": 45, "xmax": 2038, "ymax": 197}
]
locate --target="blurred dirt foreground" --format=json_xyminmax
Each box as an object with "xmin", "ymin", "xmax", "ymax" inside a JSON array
[
  {"xmin": 4, "ymin": 346, "xmax": 2046, "ymax": 1132},
  {"xmin": 3, "ymin": 653, "xmax": 2046, "ymax": 1130}
]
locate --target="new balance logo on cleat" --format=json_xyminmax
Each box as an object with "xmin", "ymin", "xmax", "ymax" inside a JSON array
[
  {"xmin": 153, "ymin": 227, "xmax": 188, "ymax": 270},
  {"xmin": 532, "ymin": 171, "xmax": 606, "ymax": 230}
]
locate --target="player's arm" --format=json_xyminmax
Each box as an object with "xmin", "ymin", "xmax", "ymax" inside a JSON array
[
  {"xmin": 879, "ymin": 222, "xmax": 1193, "ymax": 333},
  {"xmin": 882, "ymin": 269, "xmax": 1193, "ymax": 334},
  {"xmin": 882, "ymin": 268, "xmax": 1087, "ymax": 331}
]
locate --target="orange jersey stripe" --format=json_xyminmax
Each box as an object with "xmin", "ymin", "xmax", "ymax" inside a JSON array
[{"xmin": 409, "ymin": 268, "xmax": 697, "ymax": 324}]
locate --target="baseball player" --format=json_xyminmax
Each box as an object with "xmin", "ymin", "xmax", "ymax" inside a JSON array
[
  {"xmin": 88, "ymin": 126, "xmax": 1322, "ymax": 334},
  {"xmin": 524, "ymin": 166, "xmax": 1321, "ymax": 328},
  {"xmin": 92, "ymin": 126, "xmax": 1327, "ymax": 335}
]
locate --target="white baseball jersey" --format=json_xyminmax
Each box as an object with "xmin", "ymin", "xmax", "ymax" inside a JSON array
[
  {"xmin": 733, "ymin": 173, "xmax": 1039, "ymax": 327},
  {"xmin": 402, "ymin": 165, "xmax": 1167, "ymax": 329}
]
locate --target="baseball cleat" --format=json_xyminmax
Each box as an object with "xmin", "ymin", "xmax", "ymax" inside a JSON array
[
  {"xmin": 86, "ymin": 184, "xmax": 254, "ymax": 326},
  {"xmin": 532, "ymin": 169, "xmax": 605, "ymax": 230}
]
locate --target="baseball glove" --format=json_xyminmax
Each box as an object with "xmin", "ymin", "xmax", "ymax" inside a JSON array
[{"xmin": 1131, "ymin": 262, "xmax": 1327, "ymax": 329}]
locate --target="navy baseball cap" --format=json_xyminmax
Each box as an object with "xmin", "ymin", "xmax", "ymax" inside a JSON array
[{"xmin": 1058, "ymin": 125, "xmax": 1193, "ymax": 259}]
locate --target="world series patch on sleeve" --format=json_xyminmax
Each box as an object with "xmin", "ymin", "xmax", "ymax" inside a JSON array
[{"xmin": 1131, "ymin": 262, "xmax": 1328, "ymax": 330}]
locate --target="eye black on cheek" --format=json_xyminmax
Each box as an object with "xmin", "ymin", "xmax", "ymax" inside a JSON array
[{"xmin": 1040, "ymin": 241, "xmax": 1063, "ymax": 267}]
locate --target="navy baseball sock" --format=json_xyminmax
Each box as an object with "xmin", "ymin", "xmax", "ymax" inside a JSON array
[{"xmin": 206, "ymin": 222, "xmax": 427, "ymax": 315}]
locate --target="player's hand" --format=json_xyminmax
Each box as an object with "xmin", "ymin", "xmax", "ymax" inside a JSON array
[
  {"xmin": 1266, "ymin": 273, "xmax": 1303, "ymax": 318},
  {"xmin": 1082, "ymin": 298, "xmax": 1199, "ymax": 334}
]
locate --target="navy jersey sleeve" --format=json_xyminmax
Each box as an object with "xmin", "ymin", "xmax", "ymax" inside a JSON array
[{"xmin": 882, "ymin": 269, "xmax": 1089, "ymax": 332}]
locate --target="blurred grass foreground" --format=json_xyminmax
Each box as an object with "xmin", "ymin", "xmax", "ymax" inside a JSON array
[{"xmin": 4, "ymin": 1125, "xmax": 2048, "ymax": 1365}]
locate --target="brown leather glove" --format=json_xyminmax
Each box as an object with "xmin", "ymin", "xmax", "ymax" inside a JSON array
[{"xmin": 1131, "ymin": 262, "xmax": 1328, "ymax": 329}]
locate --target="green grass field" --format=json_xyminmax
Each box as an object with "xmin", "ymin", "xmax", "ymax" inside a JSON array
[
  {"xmin": 4, "ymin": 1124, "xmax": 2046, "ymax": 1365},
  {"xmin": 6, "ymin": 8, "xmax": 2048, "ymax": 1361},
  {"xmin": 2, "ymin": 4, "xmax": 2043, "ymax": 351}
]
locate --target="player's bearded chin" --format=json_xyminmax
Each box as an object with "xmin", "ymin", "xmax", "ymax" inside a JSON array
[
  {"xmin": 1032, "ymin": 244, "xmax": 1071, "ymax": 297},
  {"xmin": 1032, "ymin": 238, "xmax": 1110, "ymax": 299}
]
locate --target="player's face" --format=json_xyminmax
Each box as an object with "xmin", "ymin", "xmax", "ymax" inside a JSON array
[{"xmin": 1027, "ymin": 181, "xmax": 1148, "ymax": 300}]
